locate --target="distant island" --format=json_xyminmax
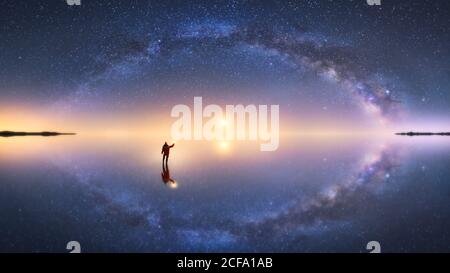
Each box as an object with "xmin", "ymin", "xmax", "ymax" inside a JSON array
[
  {"xmin": 396, "ymin": 132, "xmax": 450, "ymax": 136},
  {"xmin": 0, "ymin": 131, "xmax": 76, "ymax": 137}
]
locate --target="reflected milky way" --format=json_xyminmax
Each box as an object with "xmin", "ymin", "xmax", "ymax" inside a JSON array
[{"xmin": 0, "ymin": 136, "xmax": 427, "ymax": 252}]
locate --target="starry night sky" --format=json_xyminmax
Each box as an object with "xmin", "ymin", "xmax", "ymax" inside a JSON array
[
  {"xmin": 1, "ymin": 0, "xmax": 449, "ymax": 117},
  {"xmin": 1, "ymin": 0, "xmax": 450, "ymax": 252}
]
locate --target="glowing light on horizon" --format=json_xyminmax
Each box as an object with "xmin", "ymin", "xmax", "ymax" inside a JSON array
[{"xmin": 220, "ymin": 119, "xmax": 228, "ymax": 127}]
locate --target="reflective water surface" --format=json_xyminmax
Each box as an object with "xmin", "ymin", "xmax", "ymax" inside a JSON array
[{"xmin": 1, "ymin": 135, "xmax": 450, "ymax": 252}]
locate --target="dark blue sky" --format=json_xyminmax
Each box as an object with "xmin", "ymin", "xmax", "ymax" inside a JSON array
[
  {"xmin": 1, "ymin": 0, "xmax": 450, "ymax": 253},
  {"xmin": 1, "ymin": 0, "xmax": 449, "ymax": 117}
]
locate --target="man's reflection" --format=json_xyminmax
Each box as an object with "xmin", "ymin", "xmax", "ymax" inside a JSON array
[{"xmin": 161, "ymin": 163, "xmax": 177, "ymax": 189}]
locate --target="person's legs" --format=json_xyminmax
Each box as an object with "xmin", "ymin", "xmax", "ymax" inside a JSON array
[
  {"xmin": 165, "ymin": 154, "xmax": 169, "ymax": 165},
  {"xmin": 162, "ymin": 155, "xmax": 167, "ymax": 168}
]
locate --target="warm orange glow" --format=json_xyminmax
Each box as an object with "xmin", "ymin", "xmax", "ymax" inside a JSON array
[{"xmin": 0, "ymin": 102, "xmax": 401, "ymax": 169}]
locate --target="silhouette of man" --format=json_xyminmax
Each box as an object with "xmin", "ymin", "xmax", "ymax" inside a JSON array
[
  {"xmin": 161, "ymin": 163, "xmax": 178, "ymax": 188},
  {"xmin": 161, "ymin": 164, "xmax": 176, "ymax": 185},
  {"xmin": 161, "ymin": 142, "xmax": 175, "ymax": 166}
]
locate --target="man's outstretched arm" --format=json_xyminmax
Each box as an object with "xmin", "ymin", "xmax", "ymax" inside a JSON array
[{"xmin": 169, "ymin": 144, "xmax": 175, "ymax": 148}]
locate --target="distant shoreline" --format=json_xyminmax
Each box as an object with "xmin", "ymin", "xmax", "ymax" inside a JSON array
[
  {"xmin": 396, "ymin": 132, "xmax": 450, "ymax": 136},
  {"xmin": 0, "ymin": 131, "xmax": 76, "ymax": 137}
]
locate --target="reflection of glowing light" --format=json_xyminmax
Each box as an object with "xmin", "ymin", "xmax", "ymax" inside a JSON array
[
  {"xmin": 219, "ymin": 141, "xmax": 229, "ymax": 150},
  {"xmin": 169, "ymin": 181, "xmax": 178, "ymax": 189}
]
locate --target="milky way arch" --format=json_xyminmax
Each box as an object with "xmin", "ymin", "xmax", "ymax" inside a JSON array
[{"xmin": 83, "ymin": 20, "xmax": 403, "ymax": 122}]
